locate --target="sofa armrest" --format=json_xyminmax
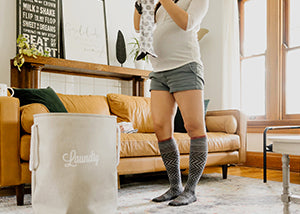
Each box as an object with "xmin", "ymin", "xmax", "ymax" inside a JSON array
[
  {"xmin": 0, "ymin": 97, "xmax": 21, "ymax": 186},
  {"xmin": 206, "ymin": 109, "xmax": 247, "ymax": 163},
  {"xmin": 20, "ymin": 103, "xmax": 49, "ymax": 134},
  {"xmin": 206, "ymin": 115, "xmax": 237, "ymax": 134}
]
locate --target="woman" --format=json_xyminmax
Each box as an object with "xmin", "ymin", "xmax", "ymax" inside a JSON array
[{"xmin": 134, "ymin": 0, "xmax": 209, "ymax": 206}]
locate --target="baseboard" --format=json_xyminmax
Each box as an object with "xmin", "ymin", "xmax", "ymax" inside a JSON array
[{"xmin": 245, "ymin": 151, "xmax": 300, "ymax": 172}]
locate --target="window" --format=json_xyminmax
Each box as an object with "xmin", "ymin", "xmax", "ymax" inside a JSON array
[
  {"xmin": 239, "ymin": 0, "xmax": 267, "ymax": 118},
  {"xmin": 239, "ymin": 0, "xmax": 300, "ymax": 131},
  {"xmin": 284, "ymin": 0, "xmax": 300, "ymax": 117}
]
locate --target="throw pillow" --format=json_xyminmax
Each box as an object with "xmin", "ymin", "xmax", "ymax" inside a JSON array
[
  {"xmin": 107, "ymin": 93, "xmax": 154, "ymax": 133},
  {"xmin": 174, "ymin": 99, "xmax": 210, "ymax": 133},
  {"xmin": 13, "ymin": 86, "xmax": 68, "ymax": 112}
]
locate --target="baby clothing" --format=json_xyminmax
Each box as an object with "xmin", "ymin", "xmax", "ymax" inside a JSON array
[{"xmin": 136, "ymin": 0, "xmax": 157, "ymax": 60}]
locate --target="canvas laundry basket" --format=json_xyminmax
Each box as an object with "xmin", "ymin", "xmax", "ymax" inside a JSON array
[{"xmin": 30, "ymin": 113, "xmax": 120, "ymax": 214}]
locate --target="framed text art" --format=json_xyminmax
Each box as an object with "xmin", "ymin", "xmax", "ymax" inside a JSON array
[
  {"xmin": 61, "ymin": 0, "xmax": 108, "ymax": 64},
  {"xmin": 17, "ymin": 0, "xmax": 61, "ymax": 58}
]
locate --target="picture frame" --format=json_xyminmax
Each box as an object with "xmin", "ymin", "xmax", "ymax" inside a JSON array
[
  {"xmin": 16, "ymin": 0, "xmax": 61, "ymax": 58},
  {"xmin": 61, "ymin": 0, "xmax": 109, "ymax": 64}
]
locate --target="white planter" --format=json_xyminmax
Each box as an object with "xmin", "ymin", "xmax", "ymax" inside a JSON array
[{"xmin": 134, "ymin": 60, "xmax": 145, "ymax": 70}]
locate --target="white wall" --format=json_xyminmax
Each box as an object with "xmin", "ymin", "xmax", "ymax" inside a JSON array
[
  {"xmin": 200, "ymin": 0, "xmax": 240, "ymax": 111},
  {"xmin": 247, "ymin": 133, "xmax": 300, "ymax": 152},
  {"xmin": 247, "ymin": 134, "xmax": 263, "ymax": 152},
  {"xmin": 0, "ymin": 0, "xmax": 16, "ymax": 85},
  {"xmin": 106, "ymin": 0, "xmax": 136, "ymax": 68},
  {"xmin": 200, "ymin": 0, "xmax": 224, "ymax": 111}
]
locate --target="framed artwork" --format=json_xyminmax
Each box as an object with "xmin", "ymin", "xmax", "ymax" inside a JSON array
[
  {"xmin": 62, "ymin": 0, "xmax": 109, "ymax": 64},
  {"xmin": 17, "ymin": 0, "xmax": 61, "ymax": 58}
]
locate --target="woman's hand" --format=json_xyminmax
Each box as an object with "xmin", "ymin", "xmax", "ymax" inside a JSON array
[
  {"xmin": 159, "ymin": 0, "xmax": 188, "ymax": 30},
  {"xmin": 135, "ymin": 1, "xmax": 143, "ymax": 15}
]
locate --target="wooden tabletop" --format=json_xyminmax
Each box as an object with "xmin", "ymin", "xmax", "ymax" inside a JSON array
[
  {"xmin": 268, "ymin": 135, "xmax": 300, "ymax": 155},
  {"xmin": 23, "ymin": 56, "xmax": 151, "ymax": 79},
  {"xmin": 11, "ymin": 56, "xmax": 151, "ymax": 96}
]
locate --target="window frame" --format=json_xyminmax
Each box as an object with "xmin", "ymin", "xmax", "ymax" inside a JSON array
[
  {"xmin": 282, "ymin": 0, "xmax": 300, "ymax": 120},
  {"xmin": 239, "ymin": 0, "xmax": 300, "ymax": 133}
]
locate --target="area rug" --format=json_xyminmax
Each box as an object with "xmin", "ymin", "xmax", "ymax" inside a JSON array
[{"xmin": 1, "ymin": 173, "xmax": 300, "ymax": 214}]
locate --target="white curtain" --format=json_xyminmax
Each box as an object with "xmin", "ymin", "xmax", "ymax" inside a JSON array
[{"xmin": 221, "ymin": 0, "xmax": 241, "ymax": 109}]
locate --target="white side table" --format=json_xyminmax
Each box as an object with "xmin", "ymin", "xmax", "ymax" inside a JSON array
[{"xmin": 268, "ymin": 135, "xmax": 300, "ymax": 214}]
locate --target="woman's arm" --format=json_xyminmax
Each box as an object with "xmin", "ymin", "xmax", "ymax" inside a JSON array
[
  {"xmin": 134, "ymin": 9, "xmax": 141, "ymax": 32},
  {"xmin": 159, "ymin": 0, "xmax": 209, "ymax": 31},
  {"xmin": 134, "ymin": 1, "xmax": 142, "ymax": 32},
  {"xmin": 159, "ymin": 0, "xmax": 188, "ymax": 30}
]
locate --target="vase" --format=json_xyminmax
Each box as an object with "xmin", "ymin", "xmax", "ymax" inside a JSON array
[{"xmin": 134, "ymin": 60, "xmax": 145, "ymax": 70}]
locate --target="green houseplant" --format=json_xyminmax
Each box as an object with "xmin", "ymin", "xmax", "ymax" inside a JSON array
[
  {"xmin": 128, "ymin": 38, "xmax": 148, "ymax": 69},
  {"xmin": 13, "ymin": 34, "xmax": 49, "ymax": 71}
]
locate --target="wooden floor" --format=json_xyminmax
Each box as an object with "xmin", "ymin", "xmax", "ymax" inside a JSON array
[{"xmin": 203, "ymin": 166, "xmax": 300, "ymax": 184}]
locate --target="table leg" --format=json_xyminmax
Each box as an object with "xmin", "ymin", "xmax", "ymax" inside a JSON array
[{"xmin": 281, "ymin": 154, "xmax": 291, "ymax": 214}]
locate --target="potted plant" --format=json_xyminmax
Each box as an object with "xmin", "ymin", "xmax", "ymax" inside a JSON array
[
  {"xmin": 13, "ymin": 34, "xmax": 49, "ymax": 71},
  {"xmin": 128, "ymin": 37, "xmax": 148, "ymax": 69}
]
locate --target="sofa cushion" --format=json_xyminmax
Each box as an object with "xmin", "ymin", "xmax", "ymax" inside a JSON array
[
  {"xmin": 20, "ymin": 103, "xmax": 49, "ymax": 134},
  {"xmin": 175, "ymin": 132, "xmax": 240, "ymax": 154},
  {"xmin": 57, "ymin": 94, "xmax": 110, "ymax": 115},
  {"xmin": 107, "ymin": 93, "xmax": 154, "ymax": 133},
  {"xmin": 206, "ymin": 115, "xmax": 237, "ymax": 134},
  {"xmin": 20, "ymin": 134, "xmax": 31, "ymax": 161},
  {"xmin": 120, "ymin": 133, "xmax": 159, "ymax": 157},
  {"xmin": 120, "ymin": 132, "xmax": 240, "ymax": 158},
  {"xmin": 205, "ymin": 132, "xmax": 240, "ymax": 152},
  {"xmin": 13, "ymin": 87, "xmax": 67, "ymax": 112},
  {"xmin": 20, "ymin": 132, "xmax": 241, "ymax": 161}
]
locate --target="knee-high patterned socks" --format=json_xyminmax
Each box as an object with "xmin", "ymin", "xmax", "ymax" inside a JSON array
[
  {"xmin": 152, "ymin": 138, "xmax": 183, "ymax": 202},
  {"xmin": 169, "ymin": 136, "xmax": 208, "ymax": 206}
]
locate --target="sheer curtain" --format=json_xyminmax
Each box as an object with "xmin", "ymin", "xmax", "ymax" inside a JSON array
[{"xmin": 221, "ymin": 0, "xmax": 241, "ymax": 110}]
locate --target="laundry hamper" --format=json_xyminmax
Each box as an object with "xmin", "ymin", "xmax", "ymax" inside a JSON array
[{"xmin": 30, "ymin": 113, "xmax": 120, "ymax": 214}]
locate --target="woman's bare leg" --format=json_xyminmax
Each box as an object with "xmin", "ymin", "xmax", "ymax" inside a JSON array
[
  {"xmin": 169, "ymin": 90, "xmax": 208, "ymax": 206},
  {"xmin": 173, "ymin": 90, "xmax": 206, "ymax": 138},
  {"xmin": 151, "ymin": 90, "xmax": 177, "ymax": 141}
]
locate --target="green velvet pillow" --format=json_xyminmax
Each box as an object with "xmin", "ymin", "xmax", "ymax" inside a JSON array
[
  {"xmin": 13, "ymin": 86, "xmax": 68, "ymax": 112},
  {"xmin": 174, "ymin": 99, "xmax": 210, "ymax": 133}
]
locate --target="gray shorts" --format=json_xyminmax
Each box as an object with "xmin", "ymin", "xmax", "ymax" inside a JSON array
[{"xmin": 149, "ymin": 62, "xmax": 205, "ymax": 93}]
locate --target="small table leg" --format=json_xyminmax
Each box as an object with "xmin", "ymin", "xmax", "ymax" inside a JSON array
[{"xmin": 281, "ymin": 154, "xmax": 291, "ymax": 214}]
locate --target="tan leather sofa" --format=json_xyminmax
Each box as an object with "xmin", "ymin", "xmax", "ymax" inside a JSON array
[{"xmin": 0, "ymin": 93, "xmax": 247, "ymax": 205}]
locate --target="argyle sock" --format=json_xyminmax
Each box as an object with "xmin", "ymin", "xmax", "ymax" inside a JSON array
[
  {"xmin": 152, "ymin": 138, "xmax": 183, "ymax": 202},
  {"xmin": 169, "ymin": 136, "xmax": 208, "ymax": 206}
]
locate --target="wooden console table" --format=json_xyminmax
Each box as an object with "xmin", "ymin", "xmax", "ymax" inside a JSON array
[{"xmin": 10, "ymin": 56, "xmax": 151, "ymax": 96}]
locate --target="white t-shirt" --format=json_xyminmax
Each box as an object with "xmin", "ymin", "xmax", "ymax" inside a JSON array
[{"xmin": 150, "ymin": 0, "xmax": 209, "ymax": 72}]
